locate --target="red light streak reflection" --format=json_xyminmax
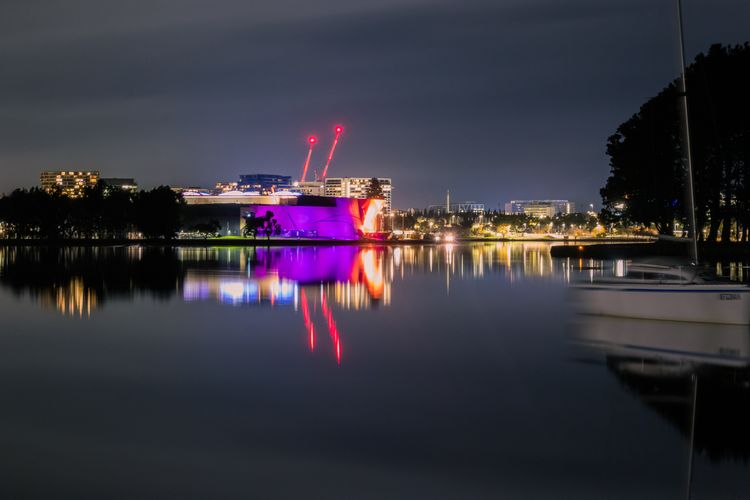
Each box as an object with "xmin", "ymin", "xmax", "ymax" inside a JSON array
[
  {"xmin": 301, "ymin": 289, "xmax": 315, "ymax": 352},
  {"xmin": 303, "ymin": 288, "xmax": 342, "ymax": 365}
]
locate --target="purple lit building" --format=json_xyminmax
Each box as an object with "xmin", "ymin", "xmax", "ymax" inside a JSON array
[{"xmin": 182, "ymin": 194, "xmax": 384, "ymax": 240}]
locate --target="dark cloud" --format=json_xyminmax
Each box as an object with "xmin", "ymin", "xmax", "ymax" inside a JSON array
[{"xmin": 1, "ymin": 0, "xmax": 748, "ymax": 207}]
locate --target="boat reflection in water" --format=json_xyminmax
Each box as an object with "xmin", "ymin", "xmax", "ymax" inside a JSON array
[{"xmin": 573, "ymin": 315, "xmax": 750, "ymax": 493}]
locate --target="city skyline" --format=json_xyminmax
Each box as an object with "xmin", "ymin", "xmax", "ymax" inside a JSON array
[{"xmin": 1, "ymin": 1, "xmax": 748, "ymax": 207}]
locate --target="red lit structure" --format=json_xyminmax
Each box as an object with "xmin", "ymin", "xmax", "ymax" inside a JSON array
[
  {"xmin": 321, "ymin": 125, "xmax": 343, "ymax": 180},
  {"xmin": 300, "ymin": 136, "xmax": 317, "ymax": 182}
]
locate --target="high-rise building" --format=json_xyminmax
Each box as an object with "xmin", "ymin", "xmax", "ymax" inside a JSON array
[
  {"xmin": 504, "ymin": 200, "xmax": 574, "ymax": 218},
  {"xmin": 238, "ymin": 174, "xmax": 292, "ymax": 193},
  {"xmin": 40, "ymin": 171, "xmax": 100, "ymax": 198},
  {"xmin": 324, "ymin": 177, "xmax": 392, "ymax": 213}
]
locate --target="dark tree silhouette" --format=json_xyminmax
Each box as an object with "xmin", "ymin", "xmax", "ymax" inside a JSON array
[
  {"xmin": 0, "ymin": 184, "xmax": 181, "ymax": 240},
  {"xmin": 242, "ymin": 210, "xmax": 275, "ymax": 239},
  {"xmin": 189, "ymin": 220, "xmax": 221, "ymax": 238},
  {"xmin": 601, "ymin": 43, "xmax": 750, "ymax": 240},
  {"xmin": 365, "ymin": 178, "xmax": 385, "ymax": 199},
  {"xmin": 133, "ymin": 186, "xmax": 184, "ymax": 239}
]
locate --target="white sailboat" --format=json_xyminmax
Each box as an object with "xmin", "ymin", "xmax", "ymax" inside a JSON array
[
  {"xmin": 575, "ymin": 260, "xmax": 750, "ymax": 324},
  {"xmin": 573, "ymin": 0, "xmax": 750, "ymax": 325}
]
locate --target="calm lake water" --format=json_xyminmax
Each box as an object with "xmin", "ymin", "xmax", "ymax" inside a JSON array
[{"xmin": 0, "ymin": 243, "xmax": 748, "ymax": 499}]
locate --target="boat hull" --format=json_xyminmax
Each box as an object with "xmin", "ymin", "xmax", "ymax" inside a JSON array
[{"xmin": 573, "ymin": 284, "xmax": 750, "ymax": 325}]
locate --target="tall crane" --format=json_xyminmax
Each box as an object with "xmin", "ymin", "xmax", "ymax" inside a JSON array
[
  {"xmin": 300, "ymin": 135, "xmax": 317, "ymax": 183},
  {"xmin": 320, "ymin": 125, "xmax": 344, "ymax": 180}
]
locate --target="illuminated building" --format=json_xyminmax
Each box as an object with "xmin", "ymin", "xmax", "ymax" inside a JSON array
[
  {"xmin": 100, "ymin": 178, "xmax": 138, "ymax": 193},
  {"xmin": 181, "ymin": 192, "xmax": 292, "ymax": 205},
  {"xmin": 40, "ymin": 170, "xmax": 99, "ymax": 198},
  {"xmin": 240, "ymin": 197, "xmax": 384, "ymax": 239},
  {"xmin": 292, "ymin": 181, "xmax": 325, "ymax": 196},
  {"xmin": 427, "ymin": 201, "xmax": 485, "ymax": 215},
  {"xmin": 238, "ymin": 174, "xmax": 292, "ymax": 193},
  {"xmin": 214, "ymin": 181, "xmax": 239, "ymax": 193},
  {"xmin": 324, "ymin": 177, "xmax": 392, "ymax": 213},
  {"xmin": 504, "ymin": 200, "xmax": 574, "ymax": 218},
  {"xmin": 181, "ymin": 193, "xmax": 384, "ymax": 239},
  {"xmin": 171, "ymin": 186, "xmax": 208, "ymax": 195}
]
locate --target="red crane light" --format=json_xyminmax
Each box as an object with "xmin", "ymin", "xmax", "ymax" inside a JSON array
[
  {"xmin": 321, "ymin": 125, "xmax": 344, "ymax": 180},
  {"xmin": 300, "ymin": 135, "xmax": 317, "ymax": 182}
]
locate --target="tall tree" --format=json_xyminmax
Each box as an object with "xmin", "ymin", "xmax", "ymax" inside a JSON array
[
  {"xmin": 365, "ymin": 178, "xmax": 385, "ymax": 199},
  {"xmin": 133, "ymin": 186, "xmax": 183, "ymax": 239},
  {"xmin": 601, "ymin": 43, "xmax": 750, "ymax": 240}
]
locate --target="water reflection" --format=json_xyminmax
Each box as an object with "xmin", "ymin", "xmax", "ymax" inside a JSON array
[
  {"xmin": 2, "ymin": 244, "xmax": 747, "ymax": 320},
  {"xmin": 0, "ymin": 243, "xmax": 583, "ymax": 312},
  {"xmin": 0, "ymin": 246, "xmax": 182, "ymax": 318},
  {"xmin": 573, "ymin": 316, "xmax": 750, "ymax": 468},
  {"xmin": 0, "ymin": 243, "xmax": 583, "ymax": 367},
  {"xmin": 2, "ymin": 243, "xmax": 750, "ymax": 497}
]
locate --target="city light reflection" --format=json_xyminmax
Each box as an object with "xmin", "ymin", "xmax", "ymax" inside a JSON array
[{"xmin": 5, "ymin": 243, "xmax": 750, "ymax": 320}]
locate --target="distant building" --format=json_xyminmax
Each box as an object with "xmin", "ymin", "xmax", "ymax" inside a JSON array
[
  {"xmin": 100, "ymin": 178, "xmax": 138, "ymax": 193},
  {"xmin": 171, "ymin": 187, "xmax": 211, "ymax": 196},
  {"xmin": 40, "ymin": 170, "xmax": 99, "ymax": 198},
  {"xmin": 214, "ymin": 182, "xmax": 239, "ymax": 193},
  {"xmin": 292, "ymin": 181, "xmax": 325, "ymax": 196},
  {"xmin": 324, "ymin": 177, "xmax": 392, "ymax": 213},
  {"xmin": 238, "ymin": 174, "xmax": 292, "ymax": 193},
  {"xmin": 504, "ymin": 200, "xmax": 574, "ymax": 218},
  {"xmin": 427, "ymin": 202, "xmax": 485, "ymax": 215}
]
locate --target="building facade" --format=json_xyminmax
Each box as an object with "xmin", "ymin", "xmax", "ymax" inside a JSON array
[
  {"xmin": 504, "ymin": 200, "xmax": 574, "ymax": 218},
  {"xmin": 292, "ymin": 181, "xmax": 325, "ymax": 196},
  {"xmin": 324, "ymin": 177, "xmax": 392, "ymax": 213},
  {"xmin": 238, "ymin": 174, "xmax": 292, "ymax": 193},
  {"xmin": 427, "ymin": 202, "xmax": 485, "ymax": 215},
  {"xmin": 40, "ymin": 171, "xmax": 100, "ymax": 198},
  {"xmin": 181, "ymin": 193, "xmax": 384, "ymax": 240},
  {"xmin": 214, "ymin": 182, "xmax": 239, "ymax": 193}
]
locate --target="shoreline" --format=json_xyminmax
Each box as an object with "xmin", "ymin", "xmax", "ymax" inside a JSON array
[
  {"xmin": 2, "ymin": 238, "xmax": 746, "ymax": 259},
  {"xmin": 0, "ymin": 237, "xmax": 651, "ymax": 248},
  {"xmin": 550, "ymin": 241, "xmax": 750, "ymax": 260}
]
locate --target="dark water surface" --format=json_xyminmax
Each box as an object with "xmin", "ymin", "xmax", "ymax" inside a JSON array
[{"xmin": 0, "ymin": 243, "xmax": 748, "ymax": 499}]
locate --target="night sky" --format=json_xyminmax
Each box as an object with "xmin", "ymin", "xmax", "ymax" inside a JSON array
[{"xmin": 1, "ymin": 0, "xmax": 748, "ymax": 209}]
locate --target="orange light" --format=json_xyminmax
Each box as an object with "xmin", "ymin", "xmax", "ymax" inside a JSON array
[
  {"xmin": 360, "ymin": 198, "xmax": 385, "ymax": 234},
  {"xmin": 361, "ymin": 248, "xmax": 384, "ymax": 299}
]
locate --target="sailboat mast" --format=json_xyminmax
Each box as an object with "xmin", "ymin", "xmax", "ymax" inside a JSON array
[{"xmin": 676, "ymin": 0, "xmax": 699, "ymax": 264}]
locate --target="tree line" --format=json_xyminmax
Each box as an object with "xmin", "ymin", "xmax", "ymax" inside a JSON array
[
  {"xmin": 0, "ymin": 184, "xmax": 183, "ymax": 239},
  {"xmin": 407, "ymin": 209, "xmax": 599, "ymax": 237},
  {"xmin": 601, "ymin": 43, "xmax": 750, "ymax": 242}
]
